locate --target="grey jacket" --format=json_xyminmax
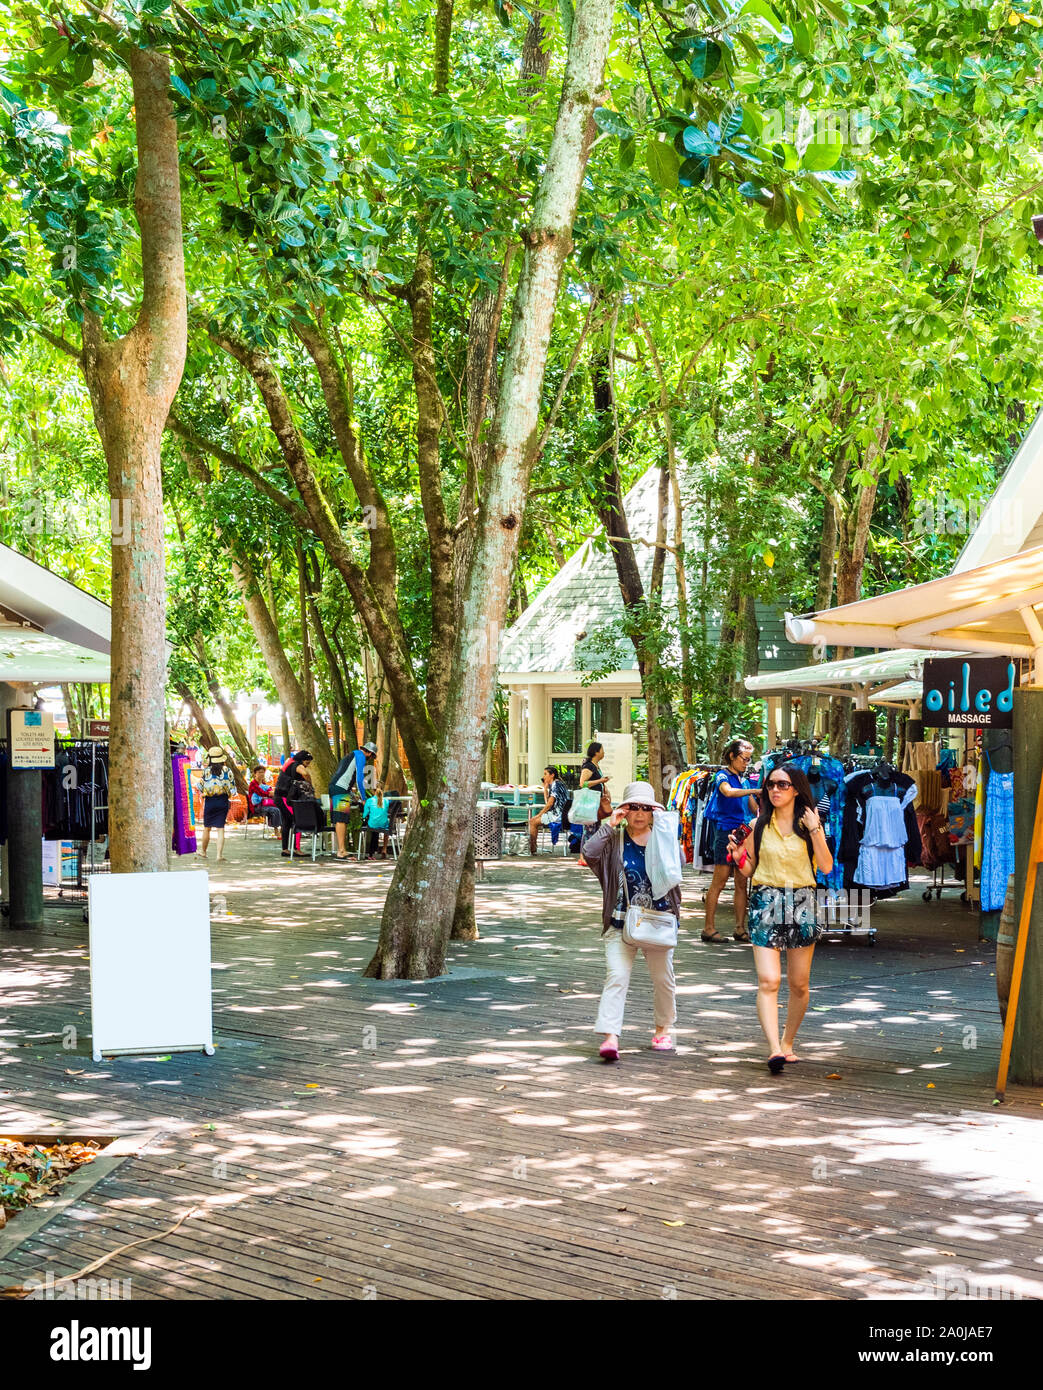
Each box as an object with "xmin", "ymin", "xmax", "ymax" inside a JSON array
[{"xmin": 583, "ymin": 820, "xmax": 684, "ymax": 936}]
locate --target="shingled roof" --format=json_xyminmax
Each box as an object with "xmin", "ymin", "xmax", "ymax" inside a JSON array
[{"xmin": 499, "ymin": 466, "xmax": 805, "ymax": 677}]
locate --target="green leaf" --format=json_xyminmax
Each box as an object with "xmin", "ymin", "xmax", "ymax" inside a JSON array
[
  {"xmin": 646, "ymin": 138, "xmax": 680, "ymax": 189},
  {"xmin": 682, "ymin": 126, "xmax": 717, "ymax": 157},
  {"xmin": 689, "ymin": 39, "xmax": 722, "ymax": 79},
  {"xmin": 802, "ymin": 136, "xmax": 843, "ymax": 171},
  {"xmin": 593, "ymin": 108, "xmax": 635, "ymax": 138},
  {"xmin": 739, "ymin": 0, "xmax": 785, "ymax": 36}
]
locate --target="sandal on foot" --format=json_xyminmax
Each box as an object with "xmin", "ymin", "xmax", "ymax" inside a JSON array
[
  {"xmin": 651, "ymin": 1034, "xmax": 675, "ymax": 1052},
  {"xmin": 701, "ymin": 931, "xmax": 728, "ymax": 944},
  {"xmin": 733, "ymin": 928, "xmax": 750, "ymax": 942},
  {"xmin": 767, "ymin": 1054, "xmax": 786, "ymax": 1075},
  {"xmin": 599, "ymin": 1041, "xmax": 619, "ymax": 1062}
]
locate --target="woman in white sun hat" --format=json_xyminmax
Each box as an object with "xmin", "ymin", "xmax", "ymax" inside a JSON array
[{"xmin": 583, "ymin": 780, "xmax": 683, "ymax": 1061}]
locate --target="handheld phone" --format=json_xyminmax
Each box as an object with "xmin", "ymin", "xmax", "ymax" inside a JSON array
[{"xmin": 726, "ymin": 824, "xmax": 752, "ymax": 862}]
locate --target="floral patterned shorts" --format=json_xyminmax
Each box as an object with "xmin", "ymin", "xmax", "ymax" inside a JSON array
[{"xmin": 747, "ymin": 885, "xmax": 823, "ymax": 950}]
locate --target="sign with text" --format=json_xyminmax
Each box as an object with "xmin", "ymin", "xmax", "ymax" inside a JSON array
[
  {"xmin": 922, "ymin": 657, "xmax": 1017, "ymax": 728},
  {"xmin": 7, "ymin": 708, "xmax": 55, "ymax": 767},
  {"xmin": 88, "ymin": 719, "xmax": 110, "ymax": 739}
]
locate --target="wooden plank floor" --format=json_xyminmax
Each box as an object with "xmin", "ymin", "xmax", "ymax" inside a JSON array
[{"xmin": 2, "ymin": 837, "xmax": 1042, "ymax": 1301}]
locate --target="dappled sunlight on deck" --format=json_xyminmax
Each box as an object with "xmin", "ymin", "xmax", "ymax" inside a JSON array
[{"xmin": 2, "ymin": 840, "xmax": 1042, "ymax": 1299}]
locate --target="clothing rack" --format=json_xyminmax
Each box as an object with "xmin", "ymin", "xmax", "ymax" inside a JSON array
[{"xmin": 0, "ymin": 737, "xmax": 110, "ymax": 915}]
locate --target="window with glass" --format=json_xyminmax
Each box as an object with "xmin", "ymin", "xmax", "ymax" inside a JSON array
[
  {"xmin": 551, "ymin": 697, "xmax": 582, "ymax": 754},
  {"xmin": 591, "ymin": 697, "xmax": 623, "ymax": 734}
]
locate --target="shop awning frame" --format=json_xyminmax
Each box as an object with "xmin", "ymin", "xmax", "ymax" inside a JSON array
[
  {"xmin": 744, "ymin": 648, "xmax": 957, "ymax": 710},
  {"xmin": 785, "ymin": 543, "xmax": 1043, "ymax": 672}
]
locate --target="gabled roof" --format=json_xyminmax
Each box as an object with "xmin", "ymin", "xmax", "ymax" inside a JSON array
[{"xmin": 499, "ymin": 466, "xmax": 805, "ymax": 676}]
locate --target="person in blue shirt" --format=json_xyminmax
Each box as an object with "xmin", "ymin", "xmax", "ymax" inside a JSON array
[
  {"xmin": 362, "ymin": 785, "xmax": 391, "ymax": 858},
  {"xmin": 329, "ymin": 740, "xmax": 377, "ymax": 859},
  {"xmin": 703, "ymin": 738, "xmax": 760, "ymax": 944}
]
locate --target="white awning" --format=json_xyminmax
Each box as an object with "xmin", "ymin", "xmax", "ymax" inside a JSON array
[
  {"xmin": 745, "ymin": 648, "xmax": 954, "ymax": 707},
  {"xmin": 869, "ymin": 680, "xmax": 922, "ymax": 709},
  {"xmin": 786, "ymin": 543, "xmax": 1043, "ymax": 660},
  {"xmin": 0, "ymin": 543, "xmax": 111, "ymax": 655},
  {"xmin": 0, "ymin": 627, "xmax": 111, "ymax": 684}
]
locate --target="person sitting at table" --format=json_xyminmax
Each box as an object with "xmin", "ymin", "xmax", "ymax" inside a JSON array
[
  {"xmin": 529, "ymin": 765, "xmax": 570, "ymax": 855},
  {"xmin": 247, "ymin": 765, "xmax": 274, "ymax": 815},
  {"xmin": 362, "ymin": 785, "xmax": 391, "ymax": 858}
]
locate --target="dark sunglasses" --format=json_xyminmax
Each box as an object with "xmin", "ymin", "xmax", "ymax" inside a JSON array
[
  {"xmin": 766, "ymin": 779, "xmax": 793, "ymax": 790},
  {"xmin": 626, "ymin": 803, "xmax": 655, "ymax": 813}
]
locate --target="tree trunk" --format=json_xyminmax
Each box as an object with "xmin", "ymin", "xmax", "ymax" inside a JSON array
[
  {"xmin": 450, "ymin": 839, "xmax": 479, "ymax": 941},
  {"xmin": 61, "ymin": 683, "xmax": 80, "ymax": 740},
  {"xmin": 177, "ymin": 683, "xmax": 247, "ymax": 794},
  {"xmin": 231, "ymin": 555, "xmax": 335, "ymax": 791},
  {"xmin": 366, "ymin": 0, "xmax": 614, "ymax": 977},
  {"xmin": 79, "ymin": 48, "xmax": 187, "ymax": 874},
  {"xmin": 192, "ymin": 635, "xmax": 256, "ymax": 766}
]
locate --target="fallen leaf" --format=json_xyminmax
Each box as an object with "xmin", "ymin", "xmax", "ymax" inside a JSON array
[
  {"xmin": 617, "ymin": 1206, "xmax": 627, "ymax": 1212},
  {"xmin": 662, "ymin": 1220, "xmax": 685, "ymax": 1228},
  {"xmin": 926, "ymin": 1083, "xmax": 935, "ymax": 1089},
  {"xmin": 314, "ymin": 1277, "xmax": 322, "ymax": 1282},
  {"xmin": 933, "ymin": 1047, "xmax": 943, "ymax": 1054},
  {"xmin": 826, "ymin": 1073, "xmax": 843, "ymax": 1080},
  {"xmin": 305, "ymin": 1083, "xmax": 319, "ymax": 1089},
  {"xmin": 65, "ymin": 1069, "xmax": 84, "ymax": 1076},
  {"xmin": 494, "ymin": 1085, "xmax": 505, "ymax": 1092},
  {"xmin": 206, "ymin": 1124, "xmax": 216, "ymax": 1131}
]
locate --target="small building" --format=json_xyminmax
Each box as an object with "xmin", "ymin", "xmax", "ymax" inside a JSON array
[{"xmin": 497, "ymin": 467, "xmax": 805, "ymax": 783}]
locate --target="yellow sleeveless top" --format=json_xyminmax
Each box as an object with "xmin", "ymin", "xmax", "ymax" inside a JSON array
[{"xmin": 752, "ymin": 816, "xmax": 817, "ymax": 888}]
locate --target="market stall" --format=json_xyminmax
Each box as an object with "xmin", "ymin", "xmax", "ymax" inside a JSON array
[{"xmin": 785, "ymin": 542, "xmax": 1043, "ymax": 1085}]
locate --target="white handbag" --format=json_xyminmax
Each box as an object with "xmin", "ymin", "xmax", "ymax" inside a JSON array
[{"xmin": 619, "ymin": 829, "xmax": 678, "ymax": 949}]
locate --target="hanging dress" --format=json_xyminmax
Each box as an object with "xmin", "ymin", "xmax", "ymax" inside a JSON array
[{"xmin": 979, "ymin": 751, "xmax": 1015, "ymax": 913}]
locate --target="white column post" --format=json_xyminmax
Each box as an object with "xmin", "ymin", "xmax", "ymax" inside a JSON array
[
  {"xmin": 527, "ymin": 683, "xmax": 549, "ymax": 786},
  {"xmin": 508, "ymin": 689, "xmax": 521, "ymax": 785}
]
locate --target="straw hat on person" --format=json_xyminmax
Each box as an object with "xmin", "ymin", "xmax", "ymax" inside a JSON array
[
  {"xmin": 619, "ymin": 780, "xmax": 665, "ymax": 811},
  {"xmin": 207, "ymin": 745, "xmax": 228, "ymax": 763}
]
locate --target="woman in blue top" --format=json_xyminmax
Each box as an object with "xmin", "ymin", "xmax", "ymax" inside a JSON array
[
  {"xmin": 702, "ymin": 738, "xmax": 760, "ymax": 944},
  {"xmin": 362, "ymin": 785, "xmax": 391, "ymax": 858}
]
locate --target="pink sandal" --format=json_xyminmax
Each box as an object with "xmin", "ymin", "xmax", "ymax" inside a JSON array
[
  {"xmin": 599, "ymin": 1041, "xmax": 619, "ymax": 1062},
  {"xmin": 651, "ymin": 1035, "xmax": 675, "ymax": 1052}
]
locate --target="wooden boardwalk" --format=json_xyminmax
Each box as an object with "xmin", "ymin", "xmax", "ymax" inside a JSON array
[{"xmin": 2, "ymin": 838, "xmax": 1042, "ymax": 1301}]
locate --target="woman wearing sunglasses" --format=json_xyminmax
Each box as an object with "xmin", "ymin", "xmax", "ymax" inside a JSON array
[
  {"xmin": 584, "ymin": 781, "xmax": 682, "ymax": 1062},
  {"xmin": 730, "ymin": 762, "xmax": 832, "ymax": 1074}
]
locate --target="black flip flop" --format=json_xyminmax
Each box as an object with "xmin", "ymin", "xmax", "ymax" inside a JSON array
[{"xmin": 767, "ymin": 1054, "xmax": 786, "ymax": 1075}]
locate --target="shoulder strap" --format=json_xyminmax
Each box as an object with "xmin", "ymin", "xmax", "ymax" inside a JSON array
[{"xmin": 619, "ymin": 826, "xmax": 629, "ymax": 908}]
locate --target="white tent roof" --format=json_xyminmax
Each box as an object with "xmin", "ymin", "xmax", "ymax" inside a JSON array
[
  {"xmin": 869, "ymin": 680, "xmax": 922, "ymax": 709},
  {"xmin": 0, "ymin": 543, "xmax": 112, "ymax": 685},
  {"xmin": 745, "ymin": 647, "xmax": 957, "ymax": 702},
  {"xmin": 0, "ymin": 626, "xmax": 111, "ymax": 683},
  {"xmin": 786, "ymin": 544, "xmax": 1043, "ymax": 660},
  {"xmin": 0, "ymin": 543, "xmax": 111, "ymax": 655},
  {"xmin": 954, "ymin": 409, "xmax": 1043, "ymax": 573}
]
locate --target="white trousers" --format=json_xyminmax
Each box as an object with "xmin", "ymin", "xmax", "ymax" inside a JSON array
[{"xmin": 594, "ymin": 931, "xmax": 676, "ymax": 1035}]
